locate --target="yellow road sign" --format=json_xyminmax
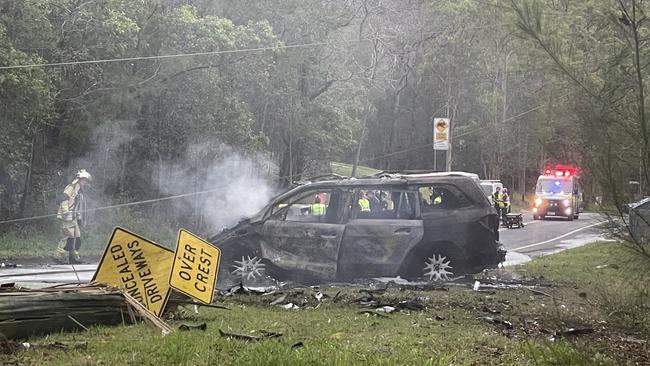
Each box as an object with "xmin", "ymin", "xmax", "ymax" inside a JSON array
[
  {"xmin": 92, "ymin": 227, "xmax": 174, "ymax": 316},
  {"xmin": 169, "ymin": 229, "xmax": 221, "ymax": 304}
]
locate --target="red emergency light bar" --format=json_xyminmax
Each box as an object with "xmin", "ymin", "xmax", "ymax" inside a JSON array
[{"xmin": 543, "ymin": 165, "xmax": 577, "ymax": 177}]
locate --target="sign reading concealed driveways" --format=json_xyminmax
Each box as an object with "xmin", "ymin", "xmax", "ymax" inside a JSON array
[
  {"xmin": 169, "ymin": 229, "xmax": 220, "ymax": 304},
  {"xmin": 92, "ymin": 227, "xmax": 174, "ymax": 316}
]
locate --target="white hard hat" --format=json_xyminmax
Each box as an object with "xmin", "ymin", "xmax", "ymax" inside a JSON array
[{"xmin": 76, "ymin": 169, "xmax": 92, "ymax": 181}]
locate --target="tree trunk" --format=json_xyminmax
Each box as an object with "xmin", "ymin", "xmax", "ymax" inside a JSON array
[{"xmin": 19, "ymin": 130, "xmax": 38, "ymax": 217}]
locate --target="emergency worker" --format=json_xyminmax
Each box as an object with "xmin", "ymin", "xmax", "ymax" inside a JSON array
[
  {"xmin": 492, "ymin": 187, "xmax": 502, "ymax": 212},
  {"xmin": 367, "ymin": 190, "xmax": 381, "ymax": 212},
  {"xmin": 380, "ymin": 191, "xmax": 393, "ymax": 210},
  {"xmin": 502, "ymin": 187, "xmax": 511, "ymax": 213},
  {"xmin": 358, "ymin": 191, "xmax": 371, "ymax": 212},
  {"xmin": 432, "ymin": 188, "xmax": 443, "ymax": 205},
  {"xmin": 55, "ymin": 169, "xmax": 92, "ymax": 264},
  {"xmin": 311, "ymin": 196, "xmax": 326, "ymax": 216},
  {"xmin": 498, "ymin": 188, "xmax": 510, "ymax": 225}
]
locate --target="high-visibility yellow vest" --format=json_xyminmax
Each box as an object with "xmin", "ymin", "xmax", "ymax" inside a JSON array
[
  {"xmin": 358, "ymin": 198, "xmax": 370, "ymax": 212},
  {"xmin": 311, "ymin": 203, "xmax": 326, "ymax": 216},
  {"xmin": 496, "ymin": 192, "xmax": 506, "ymax": 208}
]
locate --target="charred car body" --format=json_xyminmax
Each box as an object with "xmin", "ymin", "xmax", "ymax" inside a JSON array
[{"xmin": 210, "ymin": 172, "xmax": 505, "ymax": 286}]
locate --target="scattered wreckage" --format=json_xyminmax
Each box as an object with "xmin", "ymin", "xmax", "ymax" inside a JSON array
[{"xmin": 211, "ymin": 171, "xmax": 506, "ymax": 287}]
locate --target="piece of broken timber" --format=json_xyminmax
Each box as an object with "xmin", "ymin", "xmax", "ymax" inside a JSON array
[
  {"xmin": 218, "ymin": 329, "xmax": 282, "ymax": 342},
  {"xmin": 0, "ymin": 285, "xmax": 133, "ymax": 339},
  {"xmin": 121, "ymin": 290, "xmax": 173, "ymax": 336}
]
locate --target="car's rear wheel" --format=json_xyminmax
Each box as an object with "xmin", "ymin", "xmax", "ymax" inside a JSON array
[{"xmin": 423, "ymin": 254, "xmax": 455, "ymax": 281}]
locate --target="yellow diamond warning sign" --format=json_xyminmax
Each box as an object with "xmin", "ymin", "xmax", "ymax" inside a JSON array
[
  {"xmin": 169, "ymin": 229, "xmax": 221, "ymax": 304},
  {"xmin": 92, "ymin": 227, "xmax": 174, "ymax": 316}
]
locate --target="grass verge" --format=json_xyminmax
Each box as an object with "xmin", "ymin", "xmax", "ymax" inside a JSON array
[
  {"xmin": 1, "ymin": 242, "xmax": 649, "ymax": 365},
  {"xmin": 0, "ymin": 209, "xmax": 179, "ymax": 262}
]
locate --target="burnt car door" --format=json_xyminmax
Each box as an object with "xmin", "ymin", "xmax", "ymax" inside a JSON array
[
  {"xmin": 337, "ymin": 188, "xmax": 424, "ymax": 279},
  {"xmin": 418, "ymin": 183, "xmax": 501, "ymax": 272},
  {"xmin": 259, "ymin": 188, "xmax": 347, "ymax": 280}
]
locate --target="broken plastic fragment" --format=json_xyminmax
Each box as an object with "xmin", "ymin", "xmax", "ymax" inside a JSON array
[{"xmin": 375, "ymin": 306, "xmax": 395, "ymax": 313}]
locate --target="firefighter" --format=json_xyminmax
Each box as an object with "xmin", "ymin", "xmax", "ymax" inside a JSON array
[
  {"xmin": 311, "ymin": 196, "xmax": 326, "ymax": 216},
  {"xmin": 54, "ymin": 169, "xmax": 92, "ymax": 264}
]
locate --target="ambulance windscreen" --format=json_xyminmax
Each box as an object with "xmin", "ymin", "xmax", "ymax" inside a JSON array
[{"xmin": 536, "ymin": 178, "xmax": 572, "ymax": 195}]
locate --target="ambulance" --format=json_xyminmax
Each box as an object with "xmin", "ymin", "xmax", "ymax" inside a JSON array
[{"xmin": 532, "ymin": 165, "xmax": 583, "ymax": 221}]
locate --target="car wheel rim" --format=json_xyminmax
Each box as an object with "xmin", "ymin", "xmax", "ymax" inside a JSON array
[
  {"xmin": 423, "ymin": 254, "xmax": 454, "ymax": 282},
  {"xmin": 231, "ymin": 255, "xmax": 266, "ymax": 280}
]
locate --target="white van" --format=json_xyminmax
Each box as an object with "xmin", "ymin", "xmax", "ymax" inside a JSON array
[{"xmin": 480, "ymin": 180, "xmax": 503, "ymax": 205}]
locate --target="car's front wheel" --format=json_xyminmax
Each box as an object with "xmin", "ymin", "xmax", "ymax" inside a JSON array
[
  {"xmin": 216, "ymin": 241, "xmax": 266, "ymax": 289},
  {"xmin": 400, "ymin": 243, "xmax": 466, "ymax": 282}
]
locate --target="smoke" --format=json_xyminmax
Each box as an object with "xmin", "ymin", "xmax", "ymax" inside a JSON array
[
  {"xmin": 156, "ymin": 142, "xmax": 277, "ymax": 234},
  {"xmin": 66, "ymin": 121, "xmax": 277, "ymax": 240}
]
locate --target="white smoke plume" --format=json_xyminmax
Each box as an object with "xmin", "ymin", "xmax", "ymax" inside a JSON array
[{"xmin": 156, "ymin": 142, "xmax": 277, "ymax": 235}]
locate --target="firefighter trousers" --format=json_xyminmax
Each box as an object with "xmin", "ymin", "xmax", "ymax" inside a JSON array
[{"xmin": 55, "ymin": 220, "xmax": 81, "ymax": 260}]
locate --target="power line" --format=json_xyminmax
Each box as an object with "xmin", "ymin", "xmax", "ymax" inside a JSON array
[
  {"xmin": 0, "ymin": 23, "xmax": 511, "ymax": 71},
  {"xmin": 0, "ymin": 187, "xmax": 224, "ymax": 225},
  {"xmin": 0, "ymin": 40, "xmax": 367, "ymax": 71}
]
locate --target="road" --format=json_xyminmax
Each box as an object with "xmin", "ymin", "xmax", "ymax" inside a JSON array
[
  {"xmin": 500, "ymin": 212, "xmax": 606, "ymax": 265},
  {"xmin": 0, "ymin": 212, "xmax": 606, "ymax": 284}
]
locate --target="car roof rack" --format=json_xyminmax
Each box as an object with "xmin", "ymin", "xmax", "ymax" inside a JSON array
[
  {"xmin": 375, "ymin": 169, "xmax": 444, "ymax": 176},
  {"xmin": 294, "ymin": 173, "xmax": 349, "ymax": 185}
]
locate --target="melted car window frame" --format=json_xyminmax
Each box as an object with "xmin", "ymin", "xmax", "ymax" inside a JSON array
[
  {"xmin": 417, "ymin": 184, "xmax": 472, "ymax": 211},
  {"xmin": 268, "ymin": 188, "xmax": 343, "ymax": 224},
  {"xmin": 350, "ymin": 188, "xmax": 417, "ymax": 220}
]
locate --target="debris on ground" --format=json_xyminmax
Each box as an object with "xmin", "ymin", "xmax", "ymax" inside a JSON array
[
  {"xmin": 0, "ymin": 283, "xmax": 188, "ymax": 339},
  {"xmin": 482, "ymin": 316, "xmax": 514, "ymax": 329},
  {"xmin": 178, "ymin": 323, "xmax": 207, "ymax": 331},
  {"xmin": 374, "ymin": 306, "xmax": 395, "ymax": 313},
  {"xmin": 555, "ymin": 327, "xmax": 593, "ymax": 337},
  {"xmin": 357, "ymin": 310, "xmax": 390, "ymax": 318},
  {"xmin": 277, "ymin": 303, "xmax": 299, "ymax": 310},
  {"xmin": 0, "ymin": 284, "xmax": 136, "ymax": 339},
  {"xmin": 218, "ymin": 329, "xmax": 282, "ymax": 342},
  {"xmin": 121, "ymin": 291, "xmax": 172, "ymax": 336},
  {"xmin": 20, "ymin": 341, "xmax": 88, "ymax": 351},
  {"xmin": 595, "ymin": 264, "xmax": 619, "ymax": 269}
]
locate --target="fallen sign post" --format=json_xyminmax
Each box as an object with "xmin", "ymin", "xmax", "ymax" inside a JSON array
[
  {"xmin": 169, "ymin": 229, "xmax": 221, "ymax": 304},
  {"xmin": 92, "ymin": 227, "xmax": 174, "ymax": 316}
]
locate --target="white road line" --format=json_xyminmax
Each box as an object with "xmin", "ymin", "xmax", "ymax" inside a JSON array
[{"xmin": 511, "ymin": 221, "xmax": 604, "ymax": 251}]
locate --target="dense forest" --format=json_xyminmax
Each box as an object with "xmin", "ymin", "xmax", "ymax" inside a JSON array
[{"xmin": 0, "ymin": 0, "xmax": 648, "ymax": 234}]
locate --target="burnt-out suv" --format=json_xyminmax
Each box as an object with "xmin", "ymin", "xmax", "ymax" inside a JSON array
[{"xmin": 210, "ymin": 172, "xmax": 505, "ymax": 286}]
